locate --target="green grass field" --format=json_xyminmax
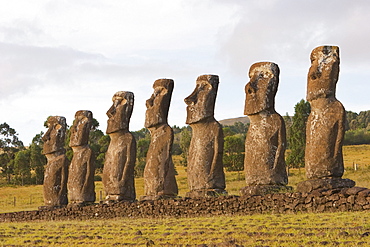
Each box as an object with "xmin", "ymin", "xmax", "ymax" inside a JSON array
[
  {"xmin": 1, "ymin": 145, "xmax": 370, "ymax": 246},
  {"xmin": 1, "ymin": 212, "xmax": 370, "ymax": 246}
]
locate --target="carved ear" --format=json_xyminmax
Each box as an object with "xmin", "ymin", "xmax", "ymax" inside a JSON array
[
  {"xmin": 121, "ymin": 98, "xmax": 128, "ymax": 105},
  {"xmin": 203, "ymin": 83, "xmax": 213, "ymax": 91},
  {"xmin": 55, "ymin": 124, "xmax": 62, "ymax": 131}
]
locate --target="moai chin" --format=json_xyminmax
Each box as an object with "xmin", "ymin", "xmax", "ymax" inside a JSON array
[
  {"xmin": 184, "ymin": 74, "xmax": 227, "ymax": 198},
  {"xmin": 297, "ymin": 45, "xmax": 355, "ymax": 193},
  {"xmin": 141, "ymin": 79, "xmax": 178, "ymax": 200},
  {"xmin": 67, "ymin": 110, "xmax": 96, "ymax": 204},
  {"xmin": 102, "ymin": 91, "xmax": 136, "ymax": 202},
  {"xmin": 42, "ymin": 116, "xmax": 69, "ymax": 207},
  {"xmin": 241, "ymin": 62, "xmax": 290, "ymax": 196}
]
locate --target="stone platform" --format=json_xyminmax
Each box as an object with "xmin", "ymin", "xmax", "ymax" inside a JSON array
[{"xmin": 2, "ymin": 186, "xmax": 370, "ymax": 222}]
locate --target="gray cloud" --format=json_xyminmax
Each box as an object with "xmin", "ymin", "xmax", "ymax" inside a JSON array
[{"xmin": 219, "ymin": 0, "xmax": 370, "ymax": 74}]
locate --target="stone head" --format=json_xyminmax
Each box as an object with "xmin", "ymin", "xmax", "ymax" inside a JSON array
[
  {"xmin": 184, "ymin": 74, "xmax": 219, "ymax": 124},
  {"xmin": 244, "ymin": 62, "xmax": 279, "ymax": 115},
  {"xmin": 42, "ymin": 116, "xmax": 67, "ymax": 155},
  {"xmin": 69, "ymin": 110, "xmax": 93, "ymax": 147},
  {"xmin": 145, "ymin": 79, "xmax": 174, "ymax": 128},
  {"xmin": 307, "ymin": 45, "xmax": 340, "ymax": 101},
  {"xmin": 106, "ymin": 91, "xmax": 134, "ymax": 134}
]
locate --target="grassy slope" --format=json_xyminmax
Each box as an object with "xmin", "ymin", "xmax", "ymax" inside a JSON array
[{"xmin": 1, "ymin": 145, "xmax": 370, "ymax": 213}]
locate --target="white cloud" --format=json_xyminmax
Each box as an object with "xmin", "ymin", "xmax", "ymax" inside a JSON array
[{"xmin": 1, "ymin": 0, "xmax": 370, "ymax": 144}]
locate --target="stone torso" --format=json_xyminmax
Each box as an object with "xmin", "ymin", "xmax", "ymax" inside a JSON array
[
  {"xmin": 244, "ymin": 112, "xmax": 288, "ymax": 185},
  {"xmin": 144, "ymin": 124, "xmax": 178, "ymax": 197},
  {"xmin": 187, "ymin": 119, "xmax": 225, "ymax": 191},
  {"xmin": 68, "ymin": 145, "xmax": 96, "ymax": 203},
  {"xmin": 43, "ymin": 152, "xmax": 69, "ymax": 206},
  {"xmin": 102, "ymin": 131, "xmax": 136, "ymax": 200},
  {"xmin": 305, "ymin": 98, "xmax": 345, "ymax": 179}
]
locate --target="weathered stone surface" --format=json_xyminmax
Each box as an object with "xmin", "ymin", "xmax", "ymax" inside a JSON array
[
  {"xmin": 186, "ymin": 189, "xmax": 228, "ymax": 198},
  {"xmin": 68, "ymin": 110, "xmax": 96, "ymax": 204},
  {"xmin": 241, "ymin": 62, "xmax": 288, "ymax": 195},
  {"xmin": 142, "ymin": 79, "xmax": 178, "ymax": 200},
  {"xmin": 184, "ymin": 75, "xmax": 226, "ymax": 197},
  {"xmin": 305, "ymin": 46, "xmax": 346, "ymax": 179},
  {"xmin": 103, "ymin": 91, "xmax": 136, "ymax": 201},
  {"xmin": 345, "ymin": 187, "xmax": 367, "ymax": 196},
  {"xmin": 42, "ymin": 116, "xmax": 68, "ymax": 206},
  {"xmin": 240, "ymin": 185, "xmax": 292, "ymax": 197},
  {"xmin": 296, "ymin": 178, "xmax": 355, "ymax": 193}
]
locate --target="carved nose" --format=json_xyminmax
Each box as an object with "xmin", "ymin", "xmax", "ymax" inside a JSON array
[
  {"xmin": 184, "ymin": 93, "xmax": 197, "ymax": 105},
  {"xmin": 146, "ymin": 98, "xmax": 153, "ymax": 108}
]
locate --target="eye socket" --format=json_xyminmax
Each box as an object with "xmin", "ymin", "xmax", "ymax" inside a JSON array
[{"xmin": 197, "ymin": 82, "xmax": 212, "ymax": 91}]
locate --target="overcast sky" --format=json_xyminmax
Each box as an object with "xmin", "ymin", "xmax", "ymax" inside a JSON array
[{"xmin": 1, "ymin": 0, "xmax": 370, "ymax": 145}]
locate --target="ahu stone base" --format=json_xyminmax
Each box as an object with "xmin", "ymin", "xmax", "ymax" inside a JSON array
[
  {"xmin": 240, "ymin": 185, "xmax": 293, "ymax": 197},
  {"xmin": 296, "ymin": 178, "xmax": 355, "ymax": 193},
  {"xmin": 103, "ymin": 194, "xmax": 136, "ymax": 204},
  {"xmin": 4, "ymin": 186, "xmax": 370, "ymax": 222},
  {"xmin": 140, "ymin": 194, "xmax": 179, "ymax": 201},
  {"xmin": 186, "ymin": 189, "xmax": 228, "ymax": 198}
]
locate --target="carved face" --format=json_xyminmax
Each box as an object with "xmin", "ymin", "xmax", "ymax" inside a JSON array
[
  {"xmin": 145, "ymin": 79, "xmax": 174, "ymax": 128},
  {"xmin": 184, "ymin": 75, "xmax": 219, "ymax": 124},
  {"xmin": 42, "ymin": 116, "xmax": 66, "ymax": 154},
  {"xmin": 307, "ymin": 46, "xmax": 340, "ymax": 101},
  {"xmin": 106, "ymin": 91, "xmax": 134, "ymax": 134},
  {"xmin": 69, "ymin": 110, "xmax": 92, "ymax": 147},
  {"xmin": 244, "ymin": 62, "xmax": 279, "ymax": 115}
]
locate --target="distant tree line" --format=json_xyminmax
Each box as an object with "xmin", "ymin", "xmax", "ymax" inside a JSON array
[
  {"xmin": 343, "ymin": 110, "xmax": 370, "ymax": 145},
  {"xmin": 2, "ymin": 103, "xmax": 370, "ymax": 186}
]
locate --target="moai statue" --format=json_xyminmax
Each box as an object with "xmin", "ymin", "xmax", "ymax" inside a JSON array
[
  {"xmin": 240, "ymin": 62, "xmax": 290, "ymax": 196},
  {"xmin": 141, "ymin": 79, "xmax": 178, "ymax": 200},
  {"xmin": 297, "ymin": 45, "xmax": 355, "ymax": 192},
  {"xmin": 68, "ymin": 110, "xmax": 96, "ymax": 204},
  {"xmin": 42, "ymin": 116, "xmax": 69, "ymax": 206},
  {"xmin": 184, "ymin": 74, "xmax": 227, "ymax": 198},
  {"xmin": 102, "ymin": 91, "xmax": 136, "ymax": 201}
]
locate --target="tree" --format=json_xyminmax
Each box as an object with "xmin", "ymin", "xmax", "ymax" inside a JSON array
[
  {"xmin": 345, "ymin": 111, "xmax": 359, "ymax": 131},
  {"xmin": 233, "ymin": 121, "xmax": 249, "ymax": 134},
  {"xmin": 132, "ymin": 128, "xmax": 150, "ymax": 140},
  {"xmin": 222, "ymin": 122, "xmax": 249, "ymax": 137},
  {"xmin": 179, "ymin": 126, "xmax": 192, "ymax": 166},
  {"xmin": 222, "ymin": 127, "xmax": 236, "ymax": 137},
  {"xmin": 135, "ymin": 138, "xmax": 150, "ymax": 177},
  {"xmin": 223, "ymin": 135, "xmax": 245, "ymax": 171},
  {"xmin": 29, "ymin": 132, "xmax": 47, "ymax": 184},
  {"xmin": 0, "ymin": 123, "xmax": 25, "ymax": 183},
  {"xmin": 357, "ymin": 111, "xmax": 370, "ymax": 129},
  {"xmin": 89, "ymin": 128, "xmax": 105, "ymax": 172},
  {"xmin": 344, "ymin": 128, "xmax": 370, "ymax": 145},
  {"xmin": 286, "ymin": 99, "xmax": 311, "ymax": 169},
  {"xmin": 172, "ymin": 125, "xmax": 183, "ymax": 155},
  {"xmin": 131, "ymin": 128, "xmax": 151, "ymax": 177},
  {"xmin": 14, "ymin": 149, "xmax": 31, "ymax": 185},
  {"xmin": 96, "ymin": 134, "xmax": 110, "ymax": 173},
  {"xmin": 283, "ymin": 113, "xmax": 292, "ymax": 148}
]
